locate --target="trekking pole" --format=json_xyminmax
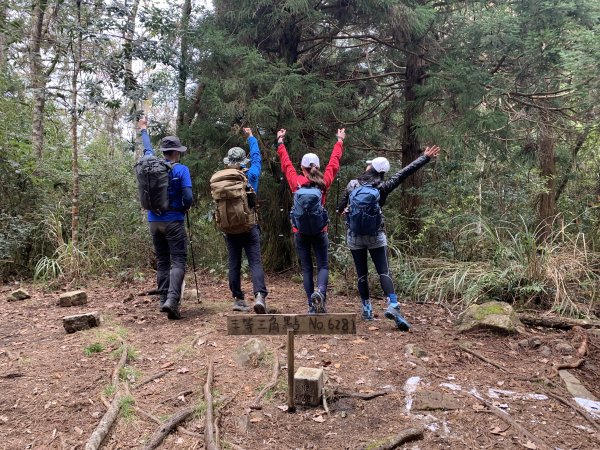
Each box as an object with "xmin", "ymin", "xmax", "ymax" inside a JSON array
[{"xmin": 185, "ymin": 212, "xmax": 201, "ymax": 303}]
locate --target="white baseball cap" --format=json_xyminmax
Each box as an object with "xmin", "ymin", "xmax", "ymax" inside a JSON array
[
  {"xmin": 301, "ymin": 153, "xmax": 320, "ymax": 168},
  {"xmin": 365, "ymin": 157, "xmax": 390, "ymax": 173}
]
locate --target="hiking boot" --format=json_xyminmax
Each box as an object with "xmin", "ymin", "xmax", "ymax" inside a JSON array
[
  {"xmin": 308, "ymin": 304, "xmax": 317, "ymax": 314},
  {"xmin": 232, "ymin": 298, "xmax": 250, "ymax": 312},
  {"xmin": 362, "ymin": 300, "xmax": 373, "ymax": 321},
  {"xmin": 384, "ymin": 302, "xmax": 410, "ymax": 331},
  {"xmin": 162, "ymin": 298, "xmax": 182, "ymax": 320},
  {"xmin": 159, "ymin": 295, "xmax": 167, "ymax": 312},
  {"xmin": 311, "ymin": 291, "xmax": 327, "ymax": 314},
  {"xmin": 253, "ymin": 293, "xmax": 267, "ymax": 314}
]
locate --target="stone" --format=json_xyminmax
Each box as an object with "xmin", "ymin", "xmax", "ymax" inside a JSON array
[
  {"xmin": 232, "ymin": 338, "xmax": 266, "ymax": 368},
  {"xmin": 404, "ymin": 344, "xmax": 428, "ymax": 358},
  {"xmin": 412, "ymin": 390, "xmax": 461, "ymax": 411},
  {"xmin": 7, "ymin": 289, "xmax": 30, "ymax": 302},
  {"xmin": 529, "ymin": 338, "xmax": 542, "ymax": 349},
  {"xmin": 558, "ymin": 370, "xmax": 598, "ymax": 401},
  {"xmin": 455, "ymin": 301, "xmax": 525, "ymax": 334},
  {"xmin": 518, "ymin": 339, "xmax": 530, "ymax": 348},
  {"xmin": 294, "ymin": 367, "xmax": 324, "ymax": 406},
  {"xmin": 63, "ymin": 311, "xmax": 102, "ymax": 333},
  {"xmin": 539, "ymin": 346, "xmax": 552, "ymax": 357},
  {"xmin": 59, "ymin": 290, "xmax": 88, "ymax": 307},
  {"xmin": 555, "ymin": 342, "xmax": 573, "ymax": 355}
]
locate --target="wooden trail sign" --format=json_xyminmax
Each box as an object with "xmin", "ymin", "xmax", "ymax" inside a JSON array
[{"xmin": 227, "ymin": 313, "xmax": 356, "ymax": 411}]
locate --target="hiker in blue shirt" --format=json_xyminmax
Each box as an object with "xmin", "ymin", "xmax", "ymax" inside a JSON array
[
  {"xmin": 138, "ymin": 116, "xmax": 193, "ymax": 320},
  {"xmin": 221, "ymin": 128, "xmax": 269, "ymax": 314},
  {"xmin": 337, "ymin": 146, "xmax": 441, "ymax": 330}
]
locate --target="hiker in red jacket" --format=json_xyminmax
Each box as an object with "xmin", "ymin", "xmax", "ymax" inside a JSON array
[{"xmin": 276, "ymin": 128, "xmax": 345, "ymax": 313}]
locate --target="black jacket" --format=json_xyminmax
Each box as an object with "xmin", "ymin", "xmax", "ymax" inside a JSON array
[{"xmin": 338, "ymin": 155, "xmax": 431, "ymax": 212}]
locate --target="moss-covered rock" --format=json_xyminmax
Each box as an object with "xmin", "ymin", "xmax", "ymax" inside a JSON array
[{"xmin": 455, "ymin": 301, "xmax": 524, "ymax": 334}]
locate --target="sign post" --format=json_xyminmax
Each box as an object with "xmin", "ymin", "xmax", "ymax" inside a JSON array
[{"xmin": 227, "ymin": 313, "xmax": 356, "ymax": 411}]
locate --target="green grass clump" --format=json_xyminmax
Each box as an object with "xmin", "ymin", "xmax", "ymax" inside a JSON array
[
  {"xmin": 84, "ymin": 342, "xmax": 104, "ymax": 356},
  {"xmin": 119, "ymin": 395, "xmax": 135, "ymax": 421}
]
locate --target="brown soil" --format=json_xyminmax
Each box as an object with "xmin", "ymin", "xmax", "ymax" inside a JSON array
[{"xmin": 1, "ymin": 273, "xmax": 599, "ymax": 449}]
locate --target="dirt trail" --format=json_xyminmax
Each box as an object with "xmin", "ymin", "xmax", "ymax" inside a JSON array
[{"xmin": 1, "ymin": 274, "xmax": 599, "ymax": 449}]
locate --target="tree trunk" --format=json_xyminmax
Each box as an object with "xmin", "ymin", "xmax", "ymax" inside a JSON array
[
  {"xmin": 176, "ymin": 0, "xmax": 192, "ymax": 134},
  {"xmin": 0, "ymin": 4, "xmax": 7, "ymax": 68},
  {"xmin": 536, "ymin": 114, "xmax": 556, "ymax": 243},
  {"xmin": 30, "ymin": 0, "xmax": 49, "ymax": 158},
  {"xmin": 122, "ymin": 0, "xmax": 141, "ymax": 158},
  {"xmin": 70, "ymin": 0, "xmax": 82, "ymax": 247},
  {"xmin": 400, "ymin": 50, "xmax": 427, "ymax": 232}
]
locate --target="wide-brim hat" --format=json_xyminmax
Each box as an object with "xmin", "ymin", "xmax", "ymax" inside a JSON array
[
  {"xmin": 224, "ymin": 147, "xmax": 250, "ymax": 166},
  {"xmin": 159, "ymin": 136, "xmax": 187, "ymax": 153}
]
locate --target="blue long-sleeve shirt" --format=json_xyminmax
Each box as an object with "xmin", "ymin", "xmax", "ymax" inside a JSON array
[
  {"xmin": 140, "ymin": 129, "xmax": 193, "ymax": 222},
  {"xmin": 244, "ymin": 136, "xmax": 261, "ymax": 193}
]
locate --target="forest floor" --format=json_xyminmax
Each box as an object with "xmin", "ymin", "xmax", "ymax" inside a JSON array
[{"xmin": 1, "ymin": 272, "xmax": 600, "ymax": 450}]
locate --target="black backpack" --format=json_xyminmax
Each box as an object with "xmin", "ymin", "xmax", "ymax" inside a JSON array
[{"xmin": 134, "ymin": 155, "xmax": 178, "ymax": 215}]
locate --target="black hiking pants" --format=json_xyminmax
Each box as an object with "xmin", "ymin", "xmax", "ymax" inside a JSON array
[
  {"xmin": 224, "ymin": 225, "xmax": 268, "ymax": 300},
  {"xmin": 149, "ymin": 220, "xmax": 187, "ymax": 304}
]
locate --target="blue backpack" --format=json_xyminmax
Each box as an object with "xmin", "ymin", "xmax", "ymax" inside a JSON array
[
  {"xmin": 290, "ymin": 186, "xmax": 329, "ymax": 235},
  {"xmin": 347, "ymin": 184, "xmax": 382, "ymax": 235}
]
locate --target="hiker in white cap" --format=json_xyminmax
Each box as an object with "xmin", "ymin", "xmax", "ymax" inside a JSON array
[
  {"xmin": 337, "ymin": 145, "xmax": 441, "ymax": 330},
  {"xmin": 276, "ymin": 127, "xmax": 346, "ymax": 313}
]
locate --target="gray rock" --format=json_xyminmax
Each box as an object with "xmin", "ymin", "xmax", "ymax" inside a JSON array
[
  {"xmin": 59, "ymin": 290, "xmax": 88, "ymax": 307},
  {"xmin": 555, "ymin": 342, "xmax": 573, "ymax": 355},
  {"xmin": 404, "ymin": 343, "xmax": 428, "ymax": 358},
  {"xmin": 63, "ymin": 311, "xmax": 102, "ymax": 333},
  {"xmin": 539, "ymin": 345, "xmax": 552, "ymax": 357},
  {"xmin": 412, "ymin": 390, "xmax": 461, "ymax": 411},
  {"xmin": 529, "ymin": 338, "xmax": 542, "ymax": 349},
  {"xmin": 232, "ymin": 338, "xmax": 266, "ymax": 367},
  {"xmin": 558, "ymin": 370, "xmax": 598, "ymax": 401},
  {"xmin": 7, "ymin": 289, "xmax": 30, "ymax": 302},
  {"xmin": 518, "ymin": 339, "xmax": 530, "ymax": 348},
  {"xmin": 455, "ymin": 301, "xmax": 525, "ymax": 334}
]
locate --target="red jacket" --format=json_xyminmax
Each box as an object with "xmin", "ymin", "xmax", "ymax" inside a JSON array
[{"xmin": 277, "ymin": 140, "xmax": 344, "ymax": 232}]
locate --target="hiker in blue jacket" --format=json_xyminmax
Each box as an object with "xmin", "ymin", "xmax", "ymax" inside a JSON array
[
  {"xmin": 337, "ymin": 145, "xmax": 441, "ymax": 330},
  {"xmin": 138, "ymin": 116, "xmax": 193, "ymax": 320},
  {"xmin": 222, "ymin": 127, "xmax": 269, "ymax": 314}
]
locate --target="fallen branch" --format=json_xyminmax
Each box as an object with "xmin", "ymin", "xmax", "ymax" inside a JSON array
[
  {"xmin": 334, "ymin": 390, "xmax": 388, "ymax": 400},
  {"xmin": 459, "ymin": 344, "xmax": 509, "ymax": 373},
  {"xmin": 551, "ymin": 327, "xmax": 588, "ymax": 376},
  {"xmin": 468, "ymin": 393, "xmax": 553, "ymax": 450},
  {"xmin": 546, "ymin": 392, "xmax": 600, "ymax": 433},
  {"xmin": 518, "ymin": 313, "xmax": 600, "ymax": 330},
  {"xmin": 360, "ymin": 427, "xmax": 425, "ymax": 450},
  {"xmin": 250, "ymin": 352, "xmax": 280, "ymax": 409},
  {"xmin": 85, "ymin": 391, "xmax": 124, "ymax": 450},
  {"xmin": 85, "ymin": 346, "xmax": 129, "ymax": 450},
  {"xmin": 142, "ymin": 404, "xmax": 196, "ymax": 450},
  {"xmin": 204, "ymin": 361, "xmax": 218, "ymax": 450},
  {"xmin": 135, "ymin": 406, "xmax": 203, "ymax": 438},
  {"xmin": 133, "ymin": 369, "xmax": 172, "ymax": 390}
]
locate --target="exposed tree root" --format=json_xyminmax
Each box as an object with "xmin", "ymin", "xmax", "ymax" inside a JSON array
[
  {"xmin": 85, "ymin": 346, "xmax": 129, "ymax": 450},
  {"xmin": 250, "ymin": 351, "xmax": 280, "ymax": 409},
  {"xmin": 334, "ymin": 389, "xmax": 388, "ymax": 400},
  {"xmin": 360, "ymin": 427, "xmax": 425, "ymax": 450},
  {"xmin": 142, "ymin": 404, "xmax": 196, "ymax": 450},
  {"xmin": 204, "ymin": 361, "xmax": 219, "ymax": 450},
  {"xmin": 459, "ymin": 344, "xmax": 509, "ymax": 373},
  {"xmin": 134, "ymin": 369, "xmax": 172, "ymax": 390},
  {"xmin": 546, "ymin": 392, "xmax": 600, "ymax": 433},
  {"xmin": 469, "ymin": 392, "xmax": 553, "ymax": 450},
  {"xmin": 551, "ymin": 326, "xmax": 588, "ymax": 376},
  {"xmin": 518, "ymin": 314, "xmax": 600, "ymax": 330}
]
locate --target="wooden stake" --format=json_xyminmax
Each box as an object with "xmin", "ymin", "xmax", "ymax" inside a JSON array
[{"xmin": 287, "ymin": 328, "xmax": 295, "ymax": 412}]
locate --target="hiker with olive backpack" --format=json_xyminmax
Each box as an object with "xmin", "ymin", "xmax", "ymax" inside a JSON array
[
  {"xmin": 337, "ymin": 146, "xmax": 441, "ymax": 330},
  {"xmin": 210, "ymin": 127, "xmax": 268, "ymax": 314},
  {"xmin": 135, "ymin": 116, "xmax": 193, "ymax": 320},
  {"xmin": 276, "ymin": 128, "xmax": 345, "ymax": 314}
]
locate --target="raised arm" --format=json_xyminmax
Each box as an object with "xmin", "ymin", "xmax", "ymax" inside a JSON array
[
  {"xmin": 276, "ymin": 128, "xmax": 301, "ymax": 190},
  {"xmin": 138, "ymin": 116, "xmax": 154, "ymax": 156},
  {"xmin": 379, "ymin": 145, "xmax": 441, "ymax": 195},
  {"xmin": 243, "ymin": 127, "xmax": 262, "ymax": 192},
  {"xmin": 323, "ymin": 128, "xmax": 345, "ymax": 190}
]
